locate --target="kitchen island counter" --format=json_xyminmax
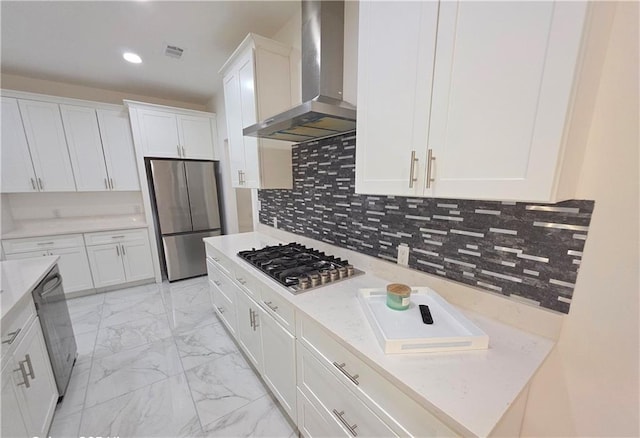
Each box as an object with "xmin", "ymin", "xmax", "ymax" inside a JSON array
[{"xmin": 1, "ymin": 256, "xmax": 58, "ymax": 320}]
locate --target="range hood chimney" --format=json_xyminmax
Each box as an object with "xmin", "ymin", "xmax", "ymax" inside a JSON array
[{"xmin": 243, "ymin": 0, "xmax": 356, "ymax": 143}]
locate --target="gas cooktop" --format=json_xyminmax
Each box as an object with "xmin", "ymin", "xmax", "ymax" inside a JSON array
[{"xmin": 237, "ymin": 243, "xmax": 364, "ymax": 294}]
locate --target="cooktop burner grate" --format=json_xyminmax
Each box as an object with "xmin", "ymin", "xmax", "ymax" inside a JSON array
[{"xmin": 237, "ymin": 242, "xmax": 364, "ymax": 293}]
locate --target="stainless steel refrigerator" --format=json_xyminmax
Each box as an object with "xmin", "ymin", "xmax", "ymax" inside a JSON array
[{"xmin": 147, "ymin": 159, "xmax": 223, "ymax": 281}]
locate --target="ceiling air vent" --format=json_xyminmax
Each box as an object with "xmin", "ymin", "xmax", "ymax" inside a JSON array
[{"xmin": 164, "ymin": 44, "xmax": 184, "ymax": 59}]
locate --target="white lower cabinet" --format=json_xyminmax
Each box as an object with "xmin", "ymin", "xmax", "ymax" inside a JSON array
[
  {"xmin": 296, "ymin": 388, "xmax": 344, "ymax": 438},
  {"xmin": 209, "ymin": 259, "xmax": 238, "ymax": 337},
  {"xmin": 85, "ymin": 230, "xmax": 154, "ymax": 288},
  {"xmin": 297, "ymin": 344, "xmax": 395, "ymax": 437},
  {"xmin": 3, "ymin": 235, "xmax": 94, "ymax": 294},
  {"xmin": 1, "ymin": 360, "xmax": 30, "ymax": 438},
  {"xmin": 86, "ymin": 243, "xmax": 127, "ymax": 287},
  {"xmin": 7, "ymin": 318, "xmax": 58, "ymax": 437},
  {"xmin": 261, "ymin": 307, "xmax": 297, "ymax": 421},
  {"xmin": 234, "ymin": 287, "xmax": 264, "ymax": 372}
]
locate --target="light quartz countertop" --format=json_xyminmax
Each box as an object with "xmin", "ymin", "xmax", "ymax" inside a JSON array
[
  {"xmin": 204, "ymin": 232, "xmax": 555, "ymax": 437},
  {"xmin": 1, "ymin": 256, "xmax": 58, "ymax": 320},
  {"xmin": 1, "ymin": 215, "xmax": 148, "ymax": 239}
]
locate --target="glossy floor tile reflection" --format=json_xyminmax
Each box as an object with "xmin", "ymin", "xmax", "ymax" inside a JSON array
[{"xmin": 49, "ymin": 277, "xmax": 297, "ymax": 438}]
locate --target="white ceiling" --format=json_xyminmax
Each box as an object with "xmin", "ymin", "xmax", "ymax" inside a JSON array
[{"xmin": 1, "ymin": 1, "xmax": 299, "ymax": 105}]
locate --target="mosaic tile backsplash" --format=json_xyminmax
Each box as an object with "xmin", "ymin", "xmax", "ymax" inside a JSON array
[{"xmin": 258, "ymin": 133, "xmax": 594, "ymax": 314}]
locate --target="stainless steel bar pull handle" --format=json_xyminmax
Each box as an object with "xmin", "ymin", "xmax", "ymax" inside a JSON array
[
  {"xmin": 38, "ymin": 178, "xmax": 44, "ymax": 190},
  {"xmin": 104, "ymin": 178, "xmax": 109, "ymax": 189},
  {"xmin": 121, "ymin": 244, "xmax": 126, "ymax": 256},
  {"xmin": 426, "ymin": 148, "xmax": 436, "ymax": 189},
  {"xmin": 24, "ymin": 354, "xmax": 35, "ymax": 380},
  {"xmin": 182, "ymin": 146, "xmax": 186, "ymax": 157},
  {"xmin": 116, "ymin": 245, "xmax": 120, "ymax": 256},
  {"xmin": 31, "ymin": 178, "xmax": 37, "ymax": 190},
  {"xmin": 2, "ymin": 329, "xmax": 21, "ymax": 345},
  {"xmin": 409, "ymin": 150, "xmax": 418, "ymax": 188},
  {"xmin": 110, "ymin": 178, "xmax": 114, "ymax": 190},
  {"xmin": 252, "ymin": 310, "xmax": 259, "ymax": 330},
  {"xmin": 332, "ymin": 362, "xmax": 360, "ymax": 385},
  {"xmin": 14, "ymin": 359, "xmax": 31, "ymax": 388},
  {"xmin": 264, "ymin": 301, "xmax": 278, "ymax": 312},
  {"xmin": 332, "ymin": 409, "xmax": 358, "ymax": 436},
  {"xmin": 249, "ymin": 308, "xmax": 254, "ymax": 328}
]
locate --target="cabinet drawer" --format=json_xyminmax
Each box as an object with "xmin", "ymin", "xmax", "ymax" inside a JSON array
[
  {"xmin": 205, "ymin": 246, "xmax": 235, "ymax": 278},
  {"xmin": 297, "ymin": 343, "xmax": 397, "ymax": 438},
  {"xmin": 212, "ymin": 278, "xmax": 237, "ymax": 336},
  {"xmin": 297, "ymin": 388, "xmax": 346, "ymax": 438},
  {"xmin": 84, "ymin": 229, "xmax": 147, "ymax": 246},
  {"xmin": 1, "ymin": 298, "xmax": 36, "ymax": 360},
  {"xmin": 2, "ymin": 234, "xmax": 84, "ymax": 254},
  {"xmin": 233, "ymin": 263, "xmax": 262, "ymax": 300},
  {"xmin": 297, "ymin": 314, "xmax": 459, "ymax": 437},
  {"xmin": 260, "ymin": 285, "xmax": 295, "ymax": 334}
]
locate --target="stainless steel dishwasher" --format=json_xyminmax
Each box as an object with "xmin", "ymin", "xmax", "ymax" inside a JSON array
[{"xmin": 32, "ymin": 264, "xmax": 77, "ymax": 397}]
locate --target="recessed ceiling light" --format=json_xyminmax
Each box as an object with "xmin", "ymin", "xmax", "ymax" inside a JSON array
[{"xmin": 123, "ymin": 52, "xmax": 142, "ymax": 64}]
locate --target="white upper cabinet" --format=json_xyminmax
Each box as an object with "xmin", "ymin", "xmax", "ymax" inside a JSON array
[
  {"xmin": 97, "ymin": 108, "xmax": 140, "ymax": 190},
  {"xmin": 61, "ymin": 104, "xmax": 110, "ymax": 191},
  {"xmin": 220, "ymin": 33, "xmax": 293, "ymax": 189},
  {"xmin": 1, "ymin": 98, "xmax": 38, "ymax": 193},
  {"xmin": 355, "ymin": 2, "xmax": 438, "ymax": 197},
  {"xmin": 176, "ymin": 114, "xmax": 218, "ymax": 160},
  {"xmin": 355, "ymin": 1, "xmax": 588, "ymax": 202},
  {"xmin": 133, "ymin": 105, "xmax": 218, "ymax": 160},
  {"xmin": 17, "ymin": 99, "xmax": 76, "ymax": 192},
  {"xmin": 61, "ymin": 104, "xmax": 139, "ymax": 191}
]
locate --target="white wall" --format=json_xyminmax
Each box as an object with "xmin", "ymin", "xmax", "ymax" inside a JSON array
[
  {"xmin": 522, "ymin": 2, "xmax": 639, "ymax": 436},
  {"xmin": 5, "ymin": 191, "xmax": 143, "ymax": 221},
  {"xmin": 1, "ymin": 73, "xmax": 207, "ymax": 110}
]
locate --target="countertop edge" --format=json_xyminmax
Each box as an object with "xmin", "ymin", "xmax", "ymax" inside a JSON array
[
  {"xmin": 1, "ymin": 256, "xmax": 59, "ymax": 321},
  {"xmin": 2, "ymin": 221, "xmax": 148, "ymax": 240}
]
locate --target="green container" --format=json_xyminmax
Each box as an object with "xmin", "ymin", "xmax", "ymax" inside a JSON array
[{"xmin": 386, "ymin": 284, "xmax": 411, "ymax": 310}]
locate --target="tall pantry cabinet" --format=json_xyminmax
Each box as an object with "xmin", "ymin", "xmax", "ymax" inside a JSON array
[{"xmin": 220, "ymin": 33, "xmax": 293, "ymax": 189}]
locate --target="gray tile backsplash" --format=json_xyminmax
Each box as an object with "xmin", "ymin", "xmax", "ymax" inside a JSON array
[{"xmin": 258, "ymin": 133, "xmax": 594, "ymax": 313}]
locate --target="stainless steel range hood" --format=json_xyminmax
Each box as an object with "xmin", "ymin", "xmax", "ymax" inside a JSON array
[{"xmin": 243, "ymin": 0, "xmax": 356, "ymax": 143}]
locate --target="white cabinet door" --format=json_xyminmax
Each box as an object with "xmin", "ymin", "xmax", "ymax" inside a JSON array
[
  {"xmin": 97, "ymin": 108, "xmax": 140, "ymax": 191},
  {"xmin": 60, "ymin": 104, "xmax": 110, "ymax": 191},
  {"xmin": 50, "ymin": 246, "xmax": 94, "ymax": 294},
  {"xmin": 355, "ymin": 1, "xmax": 439, "ymax": 197},
  {"xmin": 1, "ymin": 362, "xmax": 30, "ymax": 438},
  {"xmin": 12, "ymin": 318, "xmax": 58, "ymax": 437},
  {"xmin": 223, "ymin": 72, "xmax": 246, "ymax": 187},
  {"xmin": 177, "ymin": 114, "xmax": 216, "ymax": 160},
  {"xmin": 261, "ymin": 310, "xmax": 296, "ymax": 421},
  {"xmin": 121, "ymin": 239, "xmax": 154, "ymax": 282},
  {"xmin": 136, "ymin": 108, "xmax": 180, "ymax": 158},
  {"xmin": 234, "ymin": 290, "xmax": 263, "ymax": 371},
  {"xmin": 428, "ymin": 1, "xmax": 587, "ymax": 201},
  {"xmin": 86, "ymin": 243, "xmax": 126, "ymax": 288},
  {"xmin": 1, "ymin": 98, "xmax": 38, "ymax": 193},
  {"xmin": 18, "ymin": 100, "xmax": 76, "ymax": 192},
  {"xmin": 237, "ymin": 55, "xmax": 261, "ymax": 188}
]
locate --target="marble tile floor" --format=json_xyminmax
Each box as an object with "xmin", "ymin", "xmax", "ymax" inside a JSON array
[{"xmin": 49, "ymin": 277, "xmax": 298, "ymax": 438}]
